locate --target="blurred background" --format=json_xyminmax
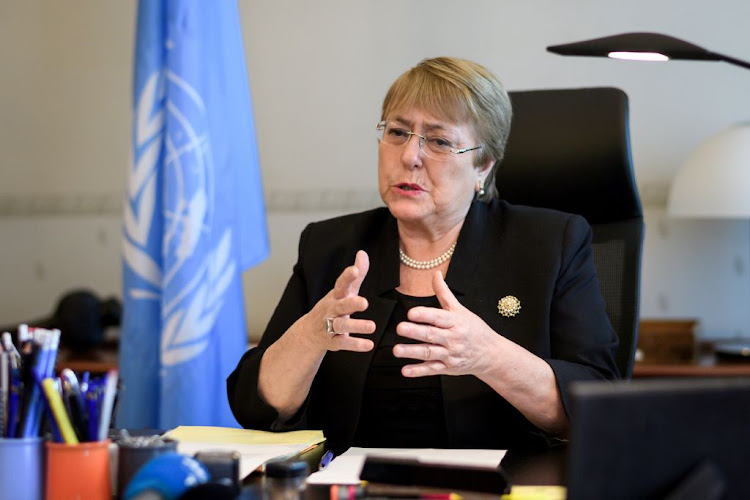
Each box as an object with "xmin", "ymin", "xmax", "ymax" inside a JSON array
[{"xmin": 1, "ymin": 0, "xmax": 750, "ymax": 343}]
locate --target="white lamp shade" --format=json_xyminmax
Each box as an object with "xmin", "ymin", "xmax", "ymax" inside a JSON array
[{"xmin": 668, "ymin": 123, "xmax": 750, "ymax": 218}]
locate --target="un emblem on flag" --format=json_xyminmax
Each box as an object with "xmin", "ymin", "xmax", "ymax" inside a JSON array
[{"xmin": 124, "ymin": 70, "xmax": 237, "ymax": 366}]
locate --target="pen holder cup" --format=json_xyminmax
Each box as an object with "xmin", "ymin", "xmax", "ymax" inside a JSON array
[
  {"xmin": 116, "ymin": 437, "xmax": 178, "ymax": 498},
  {"xmin": 0, "ymin": 437, "xmax": 45, "ymax": 500},
  {"xmin": 46, "ymin": 439, "xmax": 112, "ymax": 500}
]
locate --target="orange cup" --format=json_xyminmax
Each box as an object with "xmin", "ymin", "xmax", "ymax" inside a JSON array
[{"xmin": 46, "ymin": 440, "xmax": 112, "ymax": 500}]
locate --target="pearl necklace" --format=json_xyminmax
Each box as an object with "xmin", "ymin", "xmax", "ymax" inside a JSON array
[{"xmin": 399, "ymin": 242, "xmax": 457, "ymax": 270}]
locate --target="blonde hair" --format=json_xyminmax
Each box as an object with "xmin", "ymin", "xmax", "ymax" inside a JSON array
[{"xmin": 381, "ymin": 57, "xmax": 512, "ymax": 201}]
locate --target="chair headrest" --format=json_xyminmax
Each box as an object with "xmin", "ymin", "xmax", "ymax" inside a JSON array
[{"xmin": 497, "ymin": 87, "xmax": 642, "ymax": 223}]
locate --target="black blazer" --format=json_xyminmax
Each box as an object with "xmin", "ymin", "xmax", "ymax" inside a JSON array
[{"xmin": 227, "ymin": 200, "xmax": 619, "ymax": 453}]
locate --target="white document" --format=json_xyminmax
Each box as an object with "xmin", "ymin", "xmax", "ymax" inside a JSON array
[
  {"xmin": 175, "ymin": 441, "xmax": 310, "ymax": 480},
  {"xmin": 306, "ymin": 447, "xmax": 507, "ymax": 485}
]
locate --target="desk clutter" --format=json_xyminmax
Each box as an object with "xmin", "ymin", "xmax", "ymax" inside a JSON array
[
  {"xmin": 0, "ymin": 431, "xmax": 244, "ymax": 500},
  {"xmin": 1, "ymin": 325, "xmax": 118, "ymax": 442},
  {"xmin": 1, "ymin": 422, "xmax": 520, "ymax": 500},
  {"xmin": 0, "ymin": 324, "xmax": 516, "ymax": 499},
  {"xmin": 0, "ymin": 324, "xmax": 120, "ymax": 499}
]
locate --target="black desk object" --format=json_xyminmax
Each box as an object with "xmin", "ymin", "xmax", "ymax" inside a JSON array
[
  {"xmin": 360, "ymin": 456, "xmax": 510, "ymax": 495},
  {"xmin": 566, "ymin": 378, "xmax": 750, "ymax": 500},
  {"xmin": 501, "ymin": 445, "xmax": 566, "ymax": 486}
]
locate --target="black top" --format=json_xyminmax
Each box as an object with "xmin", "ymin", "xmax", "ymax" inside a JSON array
[
  {"xmin": 227, "ymin": 200, "xmax": 620, "ymax": 454},
  {"xmin": 352, "ymin": 291, "xmax": 448, "ymax": 448}
]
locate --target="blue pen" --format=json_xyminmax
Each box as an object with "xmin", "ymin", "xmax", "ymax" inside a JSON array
[
  {"xmin": 86, "ymin": 381, "xmax": 100, "ymax": 442},
  {"xmin": 26, "ymin": 329, "xmax": 60, "ymax": 437},
  {"xmin": 319, "ymin": 450, "xmax": 335, "ymax": 470},
  {"xmin": 6, "ymin": 377, "xmax": 21, "ymax": 437},
  {"xmin": 1, "ymin": 349, "xmax": 7, "ymax": 437},
  {"xmin": 22, "ymin": 330, "xmax": 51, "ymax": 437},
  {"xmin": 44, "ymin": 330, "xmax": 60, "ymax": 379},
  {"xmin": 40, "ymin": 330, "xmax": 60, "ymax": 439},
  {"xmin": 16, "ymin": 327, "xmax": 36, "ymax": 433},
  {"xmin": 81, "ymin": 371, "xmax": 90, "ymax": 394}
]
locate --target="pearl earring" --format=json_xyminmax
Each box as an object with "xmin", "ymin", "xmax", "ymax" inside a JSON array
[{"xmin": 476, "ymin": 179, "xmax": 485, "ymax": 197}]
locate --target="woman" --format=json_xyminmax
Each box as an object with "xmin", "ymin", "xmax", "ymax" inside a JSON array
[{"xmin": 227, "ymin": 57, "xmax": 619, "ymax": 453}]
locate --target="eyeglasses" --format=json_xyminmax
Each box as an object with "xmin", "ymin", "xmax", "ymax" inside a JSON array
[{"xmin": 376, "ymin": 121, "xmax": 482, "ymax": 161}]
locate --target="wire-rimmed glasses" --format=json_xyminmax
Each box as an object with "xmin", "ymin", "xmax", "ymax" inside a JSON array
[{"xmin": 376, "ymin": 121, "xmax": 482, "ymax": 161}]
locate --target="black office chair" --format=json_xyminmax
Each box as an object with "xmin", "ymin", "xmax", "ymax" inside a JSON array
[{"xmin": 497, "ymin": 87, "xmax": 643, "ymax": 378}]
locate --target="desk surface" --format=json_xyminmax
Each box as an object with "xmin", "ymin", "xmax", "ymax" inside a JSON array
[
  {"xmin": 633, "ymin": 361, "xmax": 750, "ymax": 377},
  {"xmin": 501, "ymin": 445, "xmax": 566, "ymax": 486},
  {"xmin": 633, "ymin": 344, "xmax": 750, "ymax": 377},
  {"xmin": 56, "ymin": 343, "xmax": 118, "ymax": 374}
]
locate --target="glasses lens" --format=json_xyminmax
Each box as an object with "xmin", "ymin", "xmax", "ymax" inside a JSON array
[
  {"xmin": 423, "ymin": 137, "xmax": 455, "ymax": 158},
  {"xmin": 378, "ymin": 123, "xmax": 411, "ymax": 147},
  {"xmin": 376, "ymin": 122, "xmax": 470, "ymax": 161}
]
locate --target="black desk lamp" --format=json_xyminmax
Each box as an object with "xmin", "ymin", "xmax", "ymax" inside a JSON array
[
  {"xmin": 548, "ymin": 32, "xmax": 750, "ymax": 353},
  {"xmin": 547, "ymin": 32, "xmax": 750, "ymax": 70}
]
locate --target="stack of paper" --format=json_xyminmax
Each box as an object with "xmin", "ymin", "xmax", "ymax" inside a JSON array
[{"xmin": 164, "ymin": 426, "xmax": 325, "ymax": 479}]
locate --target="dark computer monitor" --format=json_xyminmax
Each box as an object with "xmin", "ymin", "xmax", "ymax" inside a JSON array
[{"xmin": 566, "ymin": 378, "xmax": 750, "ymax": 500}]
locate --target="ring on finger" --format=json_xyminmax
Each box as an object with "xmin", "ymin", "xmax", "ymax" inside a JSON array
[{"xmin": 325, "ymin": 317, "xmax": 341, "ymax": 336}]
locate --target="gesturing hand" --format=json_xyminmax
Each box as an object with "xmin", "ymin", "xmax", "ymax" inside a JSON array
[
  {"xmin": 393, "ymin": 271, "xmax": 500, "ymax": 377},
  {"xmin": 307, "ymin": 250, "xmax": 376, "ymax": 352}
]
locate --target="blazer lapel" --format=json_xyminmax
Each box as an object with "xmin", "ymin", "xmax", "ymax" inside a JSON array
[
  {"xmin": 357, "ymin": 210, "xmax": 400, "ymax": 345},
  {"xmin": 445, "ymin": 201, "xmax": 488, "ymax": 297}
]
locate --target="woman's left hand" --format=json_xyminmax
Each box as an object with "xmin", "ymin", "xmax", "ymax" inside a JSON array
[
  {"xmin": 395, "ymin": 272, "xmax": 567, "ymax": 434},
  {"xmin": 393, "ymin": 271, "xmax": 501, "ymax": 378}
]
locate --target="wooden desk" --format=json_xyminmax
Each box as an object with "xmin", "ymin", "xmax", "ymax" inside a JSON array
[
  {"xmin": 633, "ymin": 355, "xmax": 750, "ymax": 378},
  {"xmin": 634, "ymin": 319, "xmax": 750, "ymax": 378},
  {"xmin": 55, "ymin": 341, "xmax": 118, "ymax": 374}
]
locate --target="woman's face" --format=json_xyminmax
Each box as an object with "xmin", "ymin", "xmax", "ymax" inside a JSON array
[{"xmin": 378, "ymin": 108, "xmax": 491, "ymax": 231}]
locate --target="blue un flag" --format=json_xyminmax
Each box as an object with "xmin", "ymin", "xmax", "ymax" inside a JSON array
[{"xmin": 119, "ymin": 0, "xmax": 268, "ymax": 429}]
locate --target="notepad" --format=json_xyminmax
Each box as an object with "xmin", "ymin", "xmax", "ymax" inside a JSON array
[{"xmin": 164, "ymin": 426, "xmax": 325, "ymax": 479}]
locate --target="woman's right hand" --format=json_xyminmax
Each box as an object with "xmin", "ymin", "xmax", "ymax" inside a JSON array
[
  {"xmin": 258, "ymin": 250, "xmax": 375, "ymax": 418},
  {"xmin": 305, "ymin": 250, "xmax": 376, "ymax": 352}
]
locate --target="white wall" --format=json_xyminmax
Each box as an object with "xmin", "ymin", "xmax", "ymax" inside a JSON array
[{"xmin": 2, "ymin": 0, "xmax": 750, "ymax": 340}]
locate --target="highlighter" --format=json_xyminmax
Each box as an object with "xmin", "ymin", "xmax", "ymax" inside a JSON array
[{"xmin": 41, "ymin": 378, "xmax": 79, "ymax": 444}]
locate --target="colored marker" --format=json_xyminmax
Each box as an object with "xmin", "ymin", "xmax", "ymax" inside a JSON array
[{"xmin": 41, "ymin": 378, "xmax": 79, "ymax": 444}]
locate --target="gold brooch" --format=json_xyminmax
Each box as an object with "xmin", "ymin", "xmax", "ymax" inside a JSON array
[{"xmin": 497, "ymin": 295, "xmax": 521, "ymax": 317}]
